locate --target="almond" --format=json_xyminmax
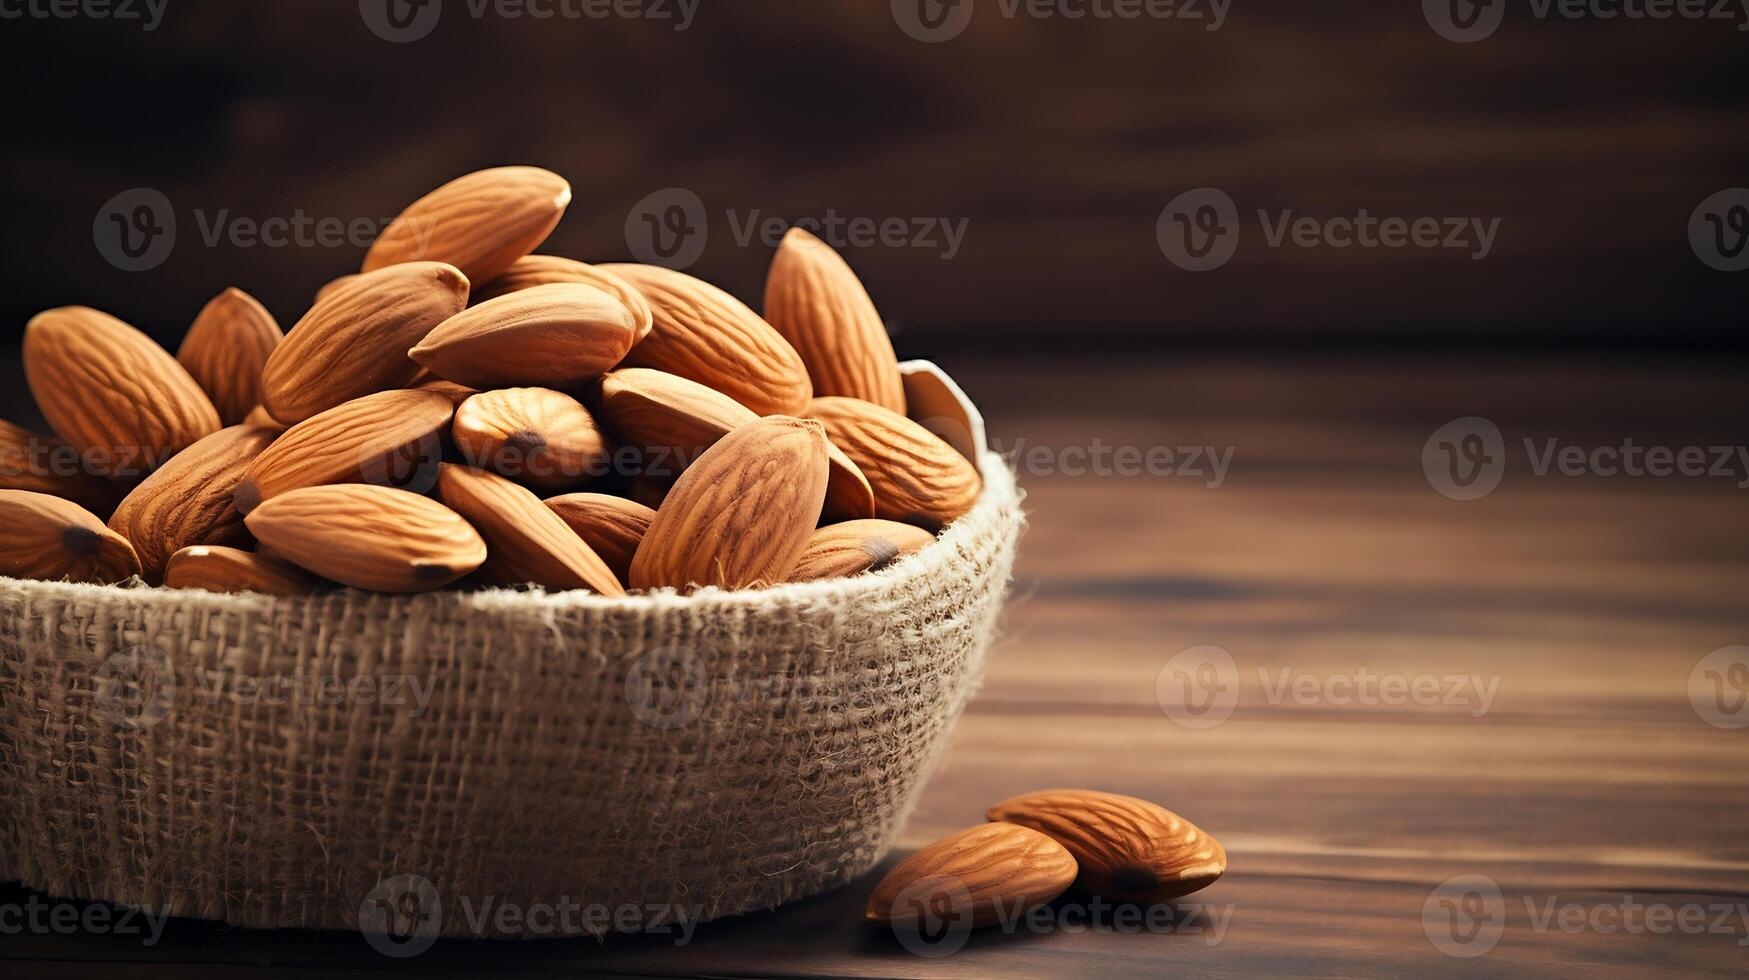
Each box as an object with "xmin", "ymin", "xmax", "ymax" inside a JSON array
[
  {"xmin": 315, "ymin": 273, "xmax": 359, "ymax": 304},
  {"xmin": 363, "ymin": 166, "xmax": 571, "ymax": 285},
  {"xmin": 601, "ymin": 264, "xmax": 812, "ymax": 416},
  {"xmin": 788, "ymin": 519, "xmax": 936, "ymax": 582},
  {"xmin": 435, "ymin": 463, "xmax": 625, "ymax": 595},
  {"xmin": 986, "ymin": 789, "xmax": 1227, "ymax": 902},
  {"xmin": 108, "ymin": 425, "xmax": 278, "ymax": 583},
  {"xmin": 809, "ymin": 396, "xmax": 981, "ymax": 530},
  {"xmin": 452, "ymin": 388, "xmax": 609, "ymax": 492},
  {"xmin": 542, "ymin": 493, "xmax": 654, "ymax": 585},
  {"xmin": 242, "ymin": 404, "xmax": 287, "ymax": 432},
  {"xmin": 625, "ymin": 472, "xmax": 671, "ymax": 511},
  {"xmin": 164, "ymin": 545, "xmax": 321, "ymax": 596},
  {"xmin": 409, "ymin": 283, "xmax": 638, "ymax": 389},
  {"xmin": 598, "ymin": 368, "xmax": 873, "ymax": 521},
  {"xmin": 414, "ymin": 377, "xmax": 478, "ymax": 407},
  {"xmin": 865, "ymin": 823, "xmax": 1077, "ymax": 929},
  {"xmin": 0, "ymin": 489, "xmax": 142, "ymax": 584},
  {"xmin": 473, "ymin": 255, "xmax": 655, "ymax": 342},
  {"xmin": 628, "ymin": 416, "xmax": 829, "ymax": 591},
  {"xmin": 236, "ymin": 389, "xmax": 454, "ymax": 514},
  {"xmin": 244, "ymin": 484, "xmax": 485, "ymax": 593},
  {"xmin": 261, "ymin": 261, "xmax": 468, "ymax": 424},
  {"xmin": 23, "ymin": 307, "xmax": 221, "ymax": 478},
  {"xmin": 176, "ymin": 287, "xmax": 284, "ymax": 425},
  {"xmin": 765, "ymin": 228, "xmax": 905, "ymax": 413},
  {"xmin": 0, "ymin": 418, "xmax": 125, "ymax": 518}
]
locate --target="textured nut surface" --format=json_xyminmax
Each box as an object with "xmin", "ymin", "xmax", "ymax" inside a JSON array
[
  {"xmin": 244, "ymin": 484, "xmax": 486, "ymax": 593},
  {"xmin": 986, "ymin": 789, "xmax": 1228, "ymax": 902},
  {"xmin": 436, "ymin": 463, "xmax": 625, "ymax": 595},
  {"xmin": 764, "ymin": 227, "xmax": 905, "ymax": 413},
  {"xmin": 363, "ymin": 166, "xmax": 571, "ymax": 285},
  {"xmin": 808, "ymin": 396, "xmax": 981, "ymax": 530},
  {"xmin": 0, "ymin": 489, "xmax": 142, "ymax": 584},
  {"xmin": 473, "ymin": 255, "xmax": 655, "ymax": 342},
  {"xmin": 542, "ymin": 493, "xmax": 654, "ymax": 585},
  {"xmin": 603, "ymin": 263, "xmax": 812, "ymax": 416},
  {"xmin": 865, "ymin": 822, "xmax": 1078, "ymax": 929},
  {"xmin": 237, "ymin": 388, "xmax": 454, "ymax": 513},
  {"xmin": 453, "ymin": 387, "xmax": 609, "ymax": 492},
  {"xmin": 410, "ymin": 282, "xmax": 638, "ymax": 389},
  {"xmin": 788, "ymin": 519, "xmax": 936, "ymax": 582},
  {"xmin": 23, "ymin": 306, "xmax": 221, "ymax": 478},
  {"xmin": 261, "ymin": 261, "xmax": 468, "ymax": 424},
  {"xmin": 176, "ymin": 287, "xmax": 284, "ymax": 425},
  {"xmin": 165, "ymin": 545, "xmax": 321, "ymax": 596},
  {"xmin": 109, "ymin": 424, "xmax": 278, "ymax": 583},
  {"xmin": 629, "ymin": 416, "xmax": 829, "ymax": 591},
  {"xmin": 0, "ymin": 418, "xmax": 125, "ymax": 518}
]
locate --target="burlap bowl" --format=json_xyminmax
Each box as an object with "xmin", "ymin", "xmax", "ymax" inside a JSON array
[{"xmin": 0, "ymin": 365, "xmax": 1021, "ymax": 940}]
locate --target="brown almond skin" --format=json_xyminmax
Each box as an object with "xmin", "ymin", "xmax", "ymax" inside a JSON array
[
  {"xmin": 23, "ymin": 307, "xmax": 222, "ymax": 478},
  {"xmin": 165, "ymin": 545, "xmax": 321, "ymax": 596},
  {"xmin": 473, "ymin": 256, "xmax": 655, "ymax": 342},
  {"xmin": 241, "ymin": 405, "xmax": 287, "ymax": 432},
  {"xmin": 629, "ymin": 416, "xmax": 829, "ymax": 592},
  {"xmin": 602, "ymin": 264, "xmax": 813, "ymax": 417},
  {"xmin": 363, "ymin": 166, "xmax": 571, "ymax": 285},
  {"xmin": 410, "ymin": 283, "xmax": 639, "ymax": 389},
  {"xmin": 809, "ymin": 396, "xmax": 981, "ymax": 531},
  {"xmin": 236, "ymin": 389, "xmax": 455, "ymax": 514},
  {"xmin": 599, "ymin": 368, "xmax": 873, "ymax": 521},
  {"xmin": 261, "ymin": 261, "xmax": 468, "ymax": 424},
  {"xmin": 436, "ymin": 464, "xmax": 625, "ymax": 595},
  {"xmin": 543, "ymin": 493, "xmax": 654, "ymax": 585},
  {"xmin": 765, "ymin": 228, "xmax": 906, "ymax": 413},
  {"xmin": 788, "ymin": 519, "xmax": 936, "ymax": 582},
  {"xmin": 0, "ymin": 489, "xmax": 142, "ymax": 584},
  {"xmin": 865, "ymin": 823, "xmax": 1078, "ymax": 929},
  {"xmin": 986, "ymin": 790, "xmax": 1228, "ymax": 902},
  {"xmin": 177, "ymin": 287, "xmax": 285, "ymax": 425},
  {"xmin": 244, "ymin": 484, "xmax": 485, "ymax": 593},
  {"xmin": 453, "ymin": 388, "xmax": 609, "ymax": 493},
  {"xmin": 108, "ymin": 425, "xmax": 278, "ymax": 584},
  {"xmin": 0, "ymin": 418, "xmax": 126, "ymax": 518},
  {"xmin": 314, "ymin": 273, "xmax": 360, "ymax": 304}
]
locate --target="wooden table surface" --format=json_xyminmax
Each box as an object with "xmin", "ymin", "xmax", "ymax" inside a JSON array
[{"xmin": 4, "ymin": 355, "xmax": 1746, "ymax": 978}]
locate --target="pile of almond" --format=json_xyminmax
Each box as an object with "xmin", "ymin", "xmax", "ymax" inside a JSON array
[
  {"xmin": 0, "ymin": 167, "xmax": 981, "ymax": 596},
  {"xmin": 867, "ymin": 790, "xmax": 1227, "ymax": 929}
]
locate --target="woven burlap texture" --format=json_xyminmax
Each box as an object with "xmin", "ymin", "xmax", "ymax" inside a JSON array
[{"xmin": 0, "ymin": 457, "xmax": 1022, "ymax": 938}]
